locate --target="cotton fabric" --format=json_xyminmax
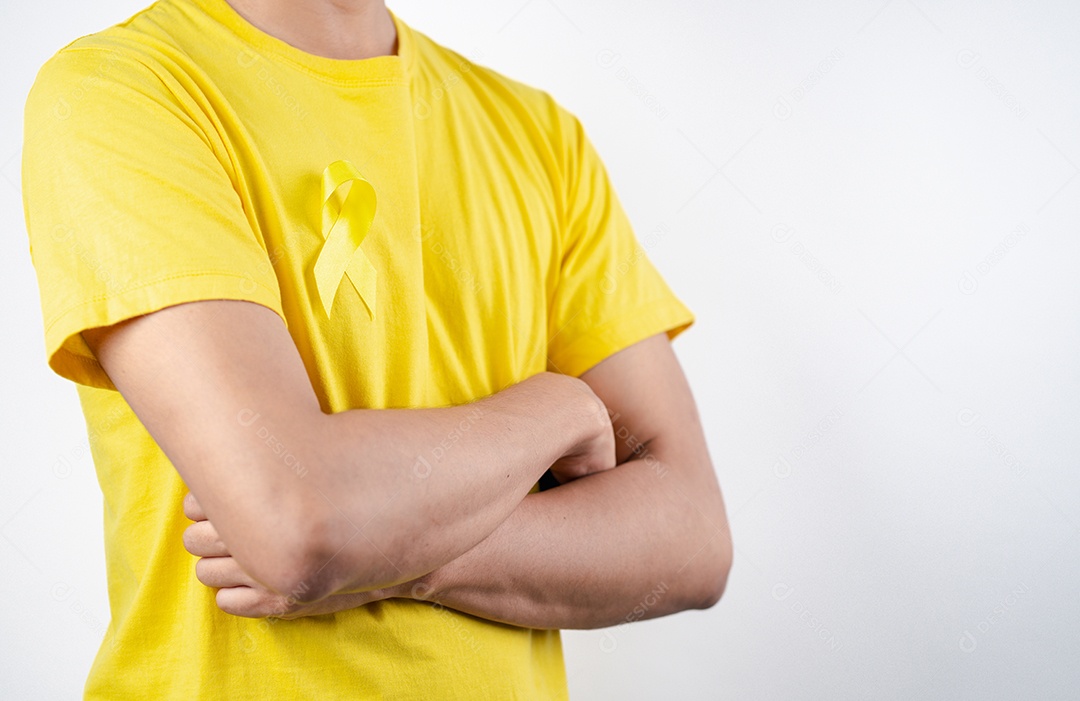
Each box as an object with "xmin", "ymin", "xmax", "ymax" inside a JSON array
[{"xmin": 21, "ymin": 0, "xmax": 694, "ymax": 697}]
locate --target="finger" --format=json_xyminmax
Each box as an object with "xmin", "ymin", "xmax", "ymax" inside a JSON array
[
  {"xmin": 183, "ymin": 520, "xmax": 229, "ymax": 557},
  {"xmin": 183, "ymin": 492, "xmax": 207, "ymax": 521},
  {"xmin": 215, "ymin": 587, "xmax": 398, "ymax": 619},
  {"xmin": 216, "ymin": 586, "xmax": 288, "ymax": 618},
  {"xmin": 195, "ymin": 556, "xmax": 261, "ymax": 589},
  {"xmin": 274, "ymin": 591, "xmax": 373, "ymax": 619}
]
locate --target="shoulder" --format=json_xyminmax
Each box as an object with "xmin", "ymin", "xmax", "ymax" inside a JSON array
[
  {"xmin": 24, "ymin": 44, "xmax": 195, "ymax": 161},
  {"xmin": 26, "ymin": 1, "xmax": 203, "ymax": 116},
  {"xmin": 407, "ymin": 24, "xmax": 583, "ymax": 153},
  {"xmin": 29, "ymin": 43, "xmax": 155, "ymax": 104}
]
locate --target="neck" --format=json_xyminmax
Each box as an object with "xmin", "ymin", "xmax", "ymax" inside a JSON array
[{"xmin": 224, "ymin": 0, "xmax": 397, "ymax": 60}]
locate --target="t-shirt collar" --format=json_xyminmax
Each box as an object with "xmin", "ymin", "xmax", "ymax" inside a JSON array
[{"xmin": 183, "ymin": 0, "xmax": 414, "ymax": 84}]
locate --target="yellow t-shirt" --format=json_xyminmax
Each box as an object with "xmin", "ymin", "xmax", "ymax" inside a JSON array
[{"xmin": 21, "ymin": 0, "xmax": 694, "ymax": 698}]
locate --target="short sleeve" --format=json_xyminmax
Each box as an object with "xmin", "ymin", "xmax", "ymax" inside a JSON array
[
  {"xmin": 547, "ymin": 109, "xmax": 694, "ymax": 377},
  {"xmin": 21, "ymin": 47, "xmax": 285, "ymax": 390}
]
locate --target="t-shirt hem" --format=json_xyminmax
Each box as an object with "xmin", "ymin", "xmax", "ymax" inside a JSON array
[
  {"xmin": 44, "ymin": 271, "xmax": 286, "ymax": 390},
  {"xmin": 548, "ymin": 297, "xmax": 695, "ymax": 377}
]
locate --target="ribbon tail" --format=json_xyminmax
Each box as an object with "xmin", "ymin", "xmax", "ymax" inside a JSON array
[
  {"xmin": 345, "ymin": 250, "xmax": 377, "ymax": 320},
  {"xmin": 313, "ymin": 241, "xmax": 353, "ymax": 317}
]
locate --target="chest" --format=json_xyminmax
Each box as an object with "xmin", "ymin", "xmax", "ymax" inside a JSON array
[{"xmin": 222, "ymin": 77, "xmax": 561, "ymax": 408}]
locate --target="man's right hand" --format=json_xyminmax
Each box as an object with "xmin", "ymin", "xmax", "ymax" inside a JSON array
[{"xmin": 536, "ymin": 373, "xmax": 617, "ymax": 484}]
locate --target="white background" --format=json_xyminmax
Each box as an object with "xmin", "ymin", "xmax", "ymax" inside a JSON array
[{"xmin": 2, "ymin": 1, "xmax": 1079, "ymax": 699}]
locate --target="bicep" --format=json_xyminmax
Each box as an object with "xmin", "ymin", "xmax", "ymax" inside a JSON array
[
  {"xmin": 84, "ymin": 299, "xmax": 327, "ymax": 591},
  {"xmin": 580, "ymin": 333, "xmax": 710, "ymax": 474},
  {"xmin": 581, "ymin": 333, "xmax": 732, "ymax": 607}
]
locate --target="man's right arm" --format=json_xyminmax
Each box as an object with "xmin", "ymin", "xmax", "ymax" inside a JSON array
[{"xmin": 83, "ymin": 298, "xmax": 615, "ymax": 603}]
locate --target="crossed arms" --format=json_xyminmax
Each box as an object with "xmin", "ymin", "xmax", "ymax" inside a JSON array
[{"xmin": 84, "ymin": 298, "xmax": 732, "ymax": 630}]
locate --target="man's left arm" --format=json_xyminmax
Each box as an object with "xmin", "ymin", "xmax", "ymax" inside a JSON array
[{"xmin": 414, "ymin": 332, "xmax": 731, "ymax": 629}]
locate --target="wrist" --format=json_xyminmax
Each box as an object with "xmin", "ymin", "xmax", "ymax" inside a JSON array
[
  {"xmin": 526, "ymin": 372, "xmax": 607, "ymax": 454},
  {"xmin": 557, "ymin": 375, "xmax": 611, "ymax": 449},
  {"xmin": 486, "ymin": 373, "xmax": 576, "ymax": 464}
]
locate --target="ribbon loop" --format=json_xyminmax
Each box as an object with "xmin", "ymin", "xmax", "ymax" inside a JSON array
[{"xmin": 314, "ymin": 159, "xmax": 378, "ymax": 319}]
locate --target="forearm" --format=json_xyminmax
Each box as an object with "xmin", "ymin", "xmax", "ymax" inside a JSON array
[
  {"xmin": 417, "ymin": 442, "xmax": 731, "ymax": 630},
  {"xmin": 300, "ymin": 373, "xmax": 603, "ymax": 599},
  {"xmin": 181, "ymin": 333, "xmax": 732, "ymax": 626},
  {"xmin": 87, "ymin": 300, "xmax": 613, "ymax": 604}
]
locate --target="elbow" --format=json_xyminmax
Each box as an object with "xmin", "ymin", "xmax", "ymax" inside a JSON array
[
  {"xmin": 242, "ymin": 498, "xmax": 342, "ymax": 605},
  {"xmin": 257, "ymin": 542, "xmax": 337, "ymax": 606},
  {"xmin": 207, "ymin": 455, "xmax": 392, "ymax": 603},
  {"xmin": 251, "ymin": 499, "xmax": 394, "ymax": 603},
  {"xmin": 696, "ymin": 562, "xmax": 730, "ymax": 610},
  {"xmin": 694, "ymin": 529, "xmax": 733, "ymax": 610}
]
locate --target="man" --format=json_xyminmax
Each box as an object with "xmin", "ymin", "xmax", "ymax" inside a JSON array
[{"xmin": 22, "ymin": 0, "xmax": 732, "ymax": 697}]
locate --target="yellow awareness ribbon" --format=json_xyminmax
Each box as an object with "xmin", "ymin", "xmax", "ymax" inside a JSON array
[{"xmin": 314, "ymin": 159, "xmax": 378, "ymax": 319}]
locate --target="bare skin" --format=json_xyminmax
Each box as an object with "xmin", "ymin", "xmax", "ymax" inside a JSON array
[{"xmin": 223, "ymin": 0, "xmax": 398, "ymax": 61}]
